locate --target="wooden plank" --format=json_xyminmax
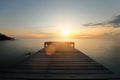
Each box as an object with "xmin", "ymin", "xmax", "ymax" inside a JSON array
[
  {"xmin": 23, "ymin": 61, "xmax": 98, "ymax": 64},
  {"xmin": 47, "ymin": 67, "xmax": 107, "ymax": 70},
  {"xmin": 46, "ymin": 70, "xmax": 111, "ymax": 74},
  {"xmin": 6, "ymin": 70, "xmax": 111, "ymax": 74},
  {"xmin": 12, "ymin": 66, "xmax": 107, "ymax": 70},
  {"xmin": 20, "ymin": 60, "xmax": 95, "ymax": 63},
  {"xmin": 15, "ymin": 64, "xmax": 104, "ymax": 68},
  {"xmin": 2, "ymin": 73, "xmax": 119, "ymax": 79},
  {"xmin": 19, "ymin": 62, "xmax": 100, "ymax": 65},
  {"xmin": 8, "ymin": 69, "xmax": 111, "ymax": 74}
]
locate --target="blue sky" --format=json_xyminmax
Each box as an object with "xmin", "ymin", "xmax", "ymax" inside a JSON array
[{"xmin": 0, "ymin": 0, "xmax": 120, "ymax": 38}]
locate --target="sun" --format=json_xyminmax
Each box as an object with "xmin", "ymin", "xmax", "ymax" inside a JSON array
[{"xmin": 62, "ymin": 31, "xmax": 70, "ymax": 37}]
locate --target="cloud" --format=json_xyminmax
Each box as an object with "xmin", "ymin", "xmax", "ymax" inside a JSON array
[
  {"xmin": 83, "ymin": 23, "xmax": 105, "ymax": 26},
  {"xmin": 108, "ymin": 15, "xmax": 120, "ymax": 27},
  {"xmin": 83, "ymin": 15, "xmax": 120, "ymax": 28}
]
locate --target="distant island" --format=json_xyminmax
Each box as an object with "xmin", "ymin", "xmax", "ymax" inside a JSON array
[{"xmin": 0, "ymin": 33, "xmax": 14, "ymax": 40}]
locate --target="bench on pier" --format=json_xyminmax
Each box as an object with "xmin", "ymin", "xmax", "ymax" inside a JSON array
[{"xmin": 44, "ymin": 42, "xmax": 75, "ymax": 48}]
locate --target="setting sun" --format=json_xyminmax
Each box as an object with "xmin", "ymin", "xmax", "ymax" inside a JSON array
[{"xmin": 62, "ymin": 31, "xmax": 70, "ymax": 37}]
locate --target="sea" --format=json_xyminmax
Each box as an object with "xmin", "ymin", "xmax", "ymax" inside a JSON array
[{"xmin": 0, "ymin": 39, "xmax": 120, "ymax": 74}]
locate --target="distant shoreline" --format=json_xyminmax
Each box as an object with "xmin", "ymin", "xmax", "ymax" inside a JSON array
[{"xmin": 0, "ymin": 33, "xmax": 15, "ymax": 41}]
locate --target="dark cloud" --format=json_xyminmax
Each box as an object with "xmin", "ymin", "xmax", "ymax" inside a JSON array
[
  {"xmin": 108, "ymin": 15, "xmax": 120, "ymax": 27},
  {"xmin": 83, "ymin": 23, "xmax": 94, "ymax": 26},
  {"xmin": 83, "ymin": 23, "xmax": 105, "ymax": 26},
  {"xmin": 83, "ymin": 15, "xmax": 120, "ymax": 28}
]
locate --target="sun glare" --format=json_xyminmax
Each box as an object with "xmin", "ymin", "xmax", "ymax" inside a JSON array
[{"xmin": 62, "ymin": 31, "xmax": 70, "ymax": 37}]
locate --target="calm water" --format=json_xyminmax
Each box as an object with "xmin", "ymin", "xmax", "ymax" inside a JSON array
[{"xmin": 0, "ymin": 39, "xmax": 120, "ymax": 74}]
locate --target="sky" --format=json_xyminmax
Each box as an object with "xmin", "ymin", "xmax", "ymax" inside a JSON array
[{"xmin": 0, "ymin": 0, "xmax": 120, "ymax": 39}]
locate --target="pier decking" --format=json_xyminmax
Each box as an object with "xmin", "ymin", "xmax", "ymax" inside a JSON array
[{"xmin": 0, "ymin": 42, "xmax": 120, "ymax": 80}]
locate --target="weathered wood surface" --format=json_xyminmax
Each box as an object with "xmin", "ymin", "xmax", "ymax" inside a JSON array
[{"xmin": 0, "ymin": 42, "xmax": 120, "ymax": 80}]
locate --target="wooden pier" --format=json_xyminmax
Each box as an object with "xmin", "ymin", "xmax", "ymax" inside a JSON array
[{"xmin": 0, "ymin": 42, "xmax": 120, "ymax": 80}]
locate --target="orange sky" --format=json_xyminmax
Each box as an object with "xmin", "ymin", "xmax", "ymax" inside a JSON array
[{"xmin": 4, "ymin": 26, "xmax": 119, "ymax": 39}]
